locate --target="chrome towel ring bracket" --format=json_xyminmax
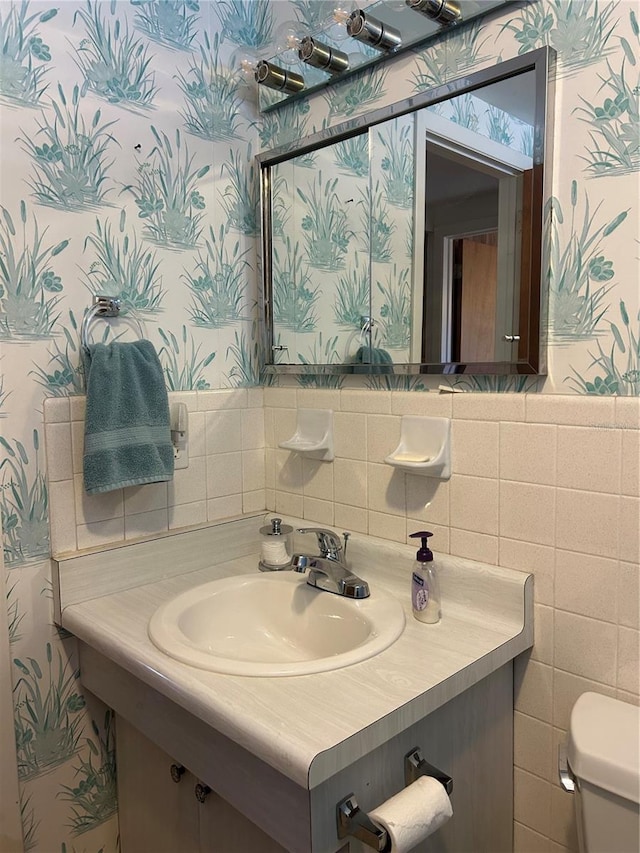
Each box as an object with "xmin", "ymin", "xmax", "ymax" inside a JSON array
[{"xmin": 81, "ymin": 295, "xmax": 145, "ymax": 349}]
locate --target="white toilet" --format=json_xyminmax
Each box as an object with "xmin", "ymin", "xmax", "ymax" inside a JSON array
[{"xmin": 561, "ymin": 692, "xmax": 640, "ymax": 853}]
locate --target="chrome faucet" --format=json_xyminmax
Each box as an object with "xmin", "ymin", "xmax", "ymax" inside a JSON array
[{"xmin": 292, "ymin": 527, "xmax": 369, "ymax": 599}]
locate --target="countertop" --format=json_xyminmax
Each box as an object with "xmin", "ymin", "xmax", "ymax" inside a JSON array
[{"xmin": 60, "ymin": 521, "xmax": 533, "ymax": 790}]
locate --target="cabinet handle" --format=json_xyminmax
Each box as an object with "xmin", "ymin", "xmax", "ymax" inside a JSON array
[
  {"xmin": 170, "ymin": 763, "xmax": 185, "ymax": 783},
  {"xmin": 502, "ymin": 334, "xmax": 521, "ymax": 342},
  {"xmin": 194, "ymin": 782, "xmax": 212, "ymax": 803}
]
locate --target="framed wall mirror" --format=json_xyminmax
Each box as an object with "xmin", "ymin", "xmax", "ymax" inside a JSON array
[{"xmin": 258, "ymin": 47, "xmax": 555, "ymax": 377}]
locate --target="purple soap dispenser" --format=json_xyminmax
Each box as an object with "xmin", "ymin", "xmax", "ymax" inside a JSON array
[{"xmin": 409, "ymin": 531, "xmax": 441, "ymax": 624}]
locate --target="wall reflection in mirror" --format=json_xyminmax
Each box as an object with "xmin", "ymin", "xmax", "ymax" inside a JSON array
[{"xmin": 259, "ymin": 48, "xmax": 554, "ymax": 376}]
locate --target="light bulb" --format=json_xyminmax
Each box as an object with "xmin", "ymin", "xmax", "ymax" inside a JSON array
[
  {"xmin": 229, "ymin": 47, "xmax": 258, "ymax": 81},
  {"xmin": 228, "ymin": 47, "xmax": 259, "ymax": 99},
  {"xmin": 332, "ymin": 3, "xmax": 352, "ymax": 25},
  {"xmin": 275, "ymin": 20, "xmax": 307, "ymax": 67},
  {"xmin": 323, "ymin": 1, "xmax": 357, "ymax": 42}
]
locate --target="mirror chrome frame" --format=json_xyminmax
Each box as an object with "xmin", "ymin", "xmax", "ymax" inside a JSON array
[{"xmin": 257, "ymin": 46, "xmax": 556, "ymax": 378}]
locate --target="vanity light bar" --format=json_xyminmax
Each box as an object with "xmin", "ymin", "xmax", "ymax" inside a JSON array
[
  {"xmin": 299, "ymin": 36, "xmax": 350, "ymax": 75},
  {"xmin": 254, "ymin": 60, "xmax": 305, "ymax": 94},
  {"xmin": 346, "ymin": 10, "xmax": 402, "ymax": 52},
  {"xmin": 406, "ymin": 0, "xmax": 461, "ymax": 24}
]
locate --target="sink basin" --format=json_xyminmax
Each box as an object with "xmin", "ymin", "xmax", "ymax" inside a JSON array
[{"xmin": 148, "ymin": 572, "xmax": 405, "ymax": 677}]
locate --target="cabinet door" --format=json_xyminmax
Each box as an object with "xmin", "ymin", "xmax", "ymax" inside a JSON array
[
  {"xmin": 117, "ymin": 716, "xmax": 200, "ymax": 853},
  {"xmin": 198, "ymin": 790, "xmax": 288, "ymax": 853}
]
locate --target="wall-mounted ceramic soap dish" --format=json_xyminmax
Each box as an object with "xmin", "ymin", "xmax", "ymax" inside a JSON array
[
  {"xmin": 385, "ymin": 416, "xmax": 451, "ymax": 479},
  {"xmin": 278, "ymin": 408, "xmax": 334, "ymax": 462}
]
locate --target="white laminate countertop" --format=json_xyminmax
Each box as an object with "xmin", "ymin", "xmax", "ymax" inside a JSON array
[{"xmin": 60, "ymin": 523, "xmax": 533, "ymax": 790}]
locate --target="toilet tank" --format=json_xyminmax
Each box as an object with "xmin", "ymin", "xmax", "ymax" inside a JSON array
[{"xmin": 568, "ymin": 692, "xmax": 640, "ymax": 853}]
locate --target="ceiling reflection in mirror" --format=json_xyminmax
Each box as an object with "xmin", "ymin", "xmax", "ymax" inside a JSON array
[{"xmin": 259, "ymin": 48, "xmax": 554, "ymax": 376}]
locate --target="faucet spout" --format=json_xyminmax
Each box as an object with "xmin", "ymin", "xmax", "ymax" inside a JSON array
[
  {"xmin": 296, "ymin": 527, "xmax": 345, "ymax": 563},
  {"xmin": 292, "ymin": 554, "xmax": 370, "ymax": 599},
  {"xmin": 294, "ymin": 526, "xmax": 369, "ymax": 598}
]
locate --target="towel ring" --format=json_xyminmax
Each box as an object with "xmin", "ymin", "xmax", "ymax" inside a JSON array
[
  {"xmin": 81, "ymin": 296, "xmax": 145, "ymax": 349},
  {"xmin": 344, "ymin": 317, "xmax": 380, "ymax": 360}
]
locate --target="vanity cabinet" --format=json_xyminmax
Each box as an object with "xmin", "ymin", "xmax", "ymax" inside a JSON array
[
  {"xmin": 116, "ymin": 717, "xmax": 287, "ymax": 853},
  {"xmin": 56, "ymin": 522, "xmax": 532, "ymax": 853},
  {"xmin": 116, "ymin": 717, "xmax": 199, "ymax": 853},
  {"xmin": 78, "ymin": 641, "xmax": 514, "ymax": 853}
]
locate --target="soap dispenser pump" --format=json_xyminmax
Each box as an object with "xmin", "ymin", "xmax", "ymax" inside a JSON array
[{"xmin": 409, "ymin": 531, "xmax": 441, "ymax": 624}]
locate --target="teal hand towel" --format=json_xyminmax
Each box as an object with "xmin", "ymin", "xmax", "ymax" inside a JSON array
[
  {"xmin": 353, "ymin": 345, "xmax": 394, "ymax": 374},
  {"xmin": 83, "ymin": 340, "xmax": 174, "ymax": 495}
]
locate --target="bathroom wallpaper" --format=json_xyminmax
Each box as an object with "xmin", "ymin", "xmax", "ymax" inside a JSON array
[
  {"xmin": 0, "ymin": 0, "xmax": 278, "ymax": 848},
  {"xmin": 271, "ymin": 112, "xmax": 414, "ymax": 366},
  {"xmin": 262, "ymin": 0, "xmax": 638, "ymax": 394},
  {"xmin": 0, "ymin": 0, "xmax": 638, "ymax": 849},
  {"xmin": 270, "ymin": 94, "xmax": 534, "ymax": 370}
]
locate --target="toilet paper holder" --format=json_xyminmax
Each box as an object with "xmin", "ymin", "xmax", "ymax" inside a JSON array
[
  {"xmin": 336, "ymin": 746, "xmax": 453, "ymax": 850},
  {"xmin": 337, "ymin": 794, "xmax": 391, "ymax": 852},
  {"xmin": 405, "ymin": 746, "xmax": 453, "ymax": 795}
]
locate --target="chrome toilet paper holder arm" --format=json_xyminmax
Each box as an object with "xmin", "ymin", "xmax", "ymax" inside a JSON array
[
  {"xmin": 336, "ymin": 795, "xmax": 390, "ymax": 852},
  {"xmin": 405, "ymin": 746, "xmax": 453, "ymax": 795},
  {"xmin": 336, "ymin": 747, "xmax": 453, "ymax": 850}
]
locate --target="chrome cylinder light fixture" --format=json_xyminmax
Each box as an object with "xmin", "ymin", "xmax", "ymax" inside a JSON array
[
  {"xmin": 299, "ymin": 36, "xmax": 350, "ymax": 75},
  {"xmin": 254, "ymin": 60, "xmax": 305, "ymax": 94},
  {"xmin": 406, "ymin": 0, "xmax": 461, "ymax": 24},
  {"xmin": 346, "ymin": 10, "xmax": 402, "ymax": 51}
]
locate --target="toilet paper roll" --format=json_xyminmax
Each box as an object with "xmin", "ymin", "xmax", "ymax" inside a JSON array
[
  {"xmin": 369, "ymin": 776, "xmax": 453, "ymax": 853},
  {"xmin": 260, "ymin": 539, "xmax": 290, "ymax": 566}
]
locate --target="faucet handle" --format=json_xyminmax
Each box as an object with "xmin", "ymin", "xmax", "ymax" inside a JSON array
[
  {"xmin": 291, "ymin": 554, "xmax": 310, "ymax": 573},
  {"xmin": 296, "ymin": 527, "xmax": 342, "ymax": 559}
]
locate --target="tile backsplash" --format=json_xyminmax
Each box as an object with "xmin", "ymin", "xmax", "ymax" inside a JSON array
[
  {"xmin": 44, "ymin": 388, "xmax": 265, "ymax": 556},
  {"xmin": 262, "ymin": 387, "xmax": 639, "ymax": 852},
  {"xmin": 265, "ymin": 388, "xmax": 637, "ymax": 557},
  {"xmin": 44, "ymin": 386, "xmax": 639, "ymax": 851}
]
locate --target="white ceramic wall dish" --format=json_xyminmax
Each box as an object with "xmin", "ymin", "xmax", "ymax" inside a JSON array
[
  {"xmin": 278, "ymin": 408, "xmax": 334, "ymax": 461},
  {"xmin": 385, "ymin": 416, "xmax": 451, "ymax": 478}
]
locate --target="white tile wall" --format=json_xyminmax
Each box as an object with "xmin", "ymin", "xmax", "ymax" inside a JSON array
[
  {"xmin": 263, "ymin": 387, "xmax": 639, "ymax": 851},
  {"xmin": 514, "ymin": 768, "xmax": 552, "ymax": 839},
  {"xmin": 555, "ymin": 489, "xmax": 620, "ymax": 558},
  {"xmin": 556, "ymin": 426, "xmax": 621, "ymax": 493},
  {"xmin": 205, "ymin": 409, "xmax": 242, "ymax": 453},
  {"xmin": 367, "ymin": 414, "xmax": 401, "ymax": 461},
  {"xmin": 43, "ymin": 389, "xmax": 267, "ymax": 557},
  {"xmin": 500, "ymin": 422, "xmax": 557, "ymax": 485},
  {"xmin": 45, "ymin": 386, "xmax": 639, "ymax": 852},
  {"xmin": 555, "ymin": 551, "xmax": 618, "ymax": 622},
  {"xmin": 452, "ymin": 419, "xmax": 499, "ymax": 478},
  {"xmin": 43, "ymin": 397, "xmax": 70, "ymax": 423},
  {"xmin": 334, "ymin": 459, "xmax": 367, "ymax": 508},
  {"xmin": 499, "ymin": 482, "xmax": 556, "ymax": 545}
]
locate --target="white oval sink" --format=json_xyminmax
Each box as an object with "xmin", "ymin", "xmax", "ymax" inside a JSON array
[{"xmin": 148, "ymin": 572, "xmax": 405, "ymax": 677}]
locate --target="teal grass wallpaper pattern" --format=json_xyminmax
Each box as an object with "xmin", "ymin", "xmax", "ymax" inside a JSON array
[
  {"xmin": 271, "ymin": 110, "xmax": 414, "ymax": 369},
  {"xmin": 0, "ymin": 0, "xmax": 279, "ymax": 848},
  {"xmin": 0, "ymin": 0, "xmax": 638, "ymax": 848},
  {"xmin": 266, "ymin": 0, "xmax": 638, "ymax": 395}
]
